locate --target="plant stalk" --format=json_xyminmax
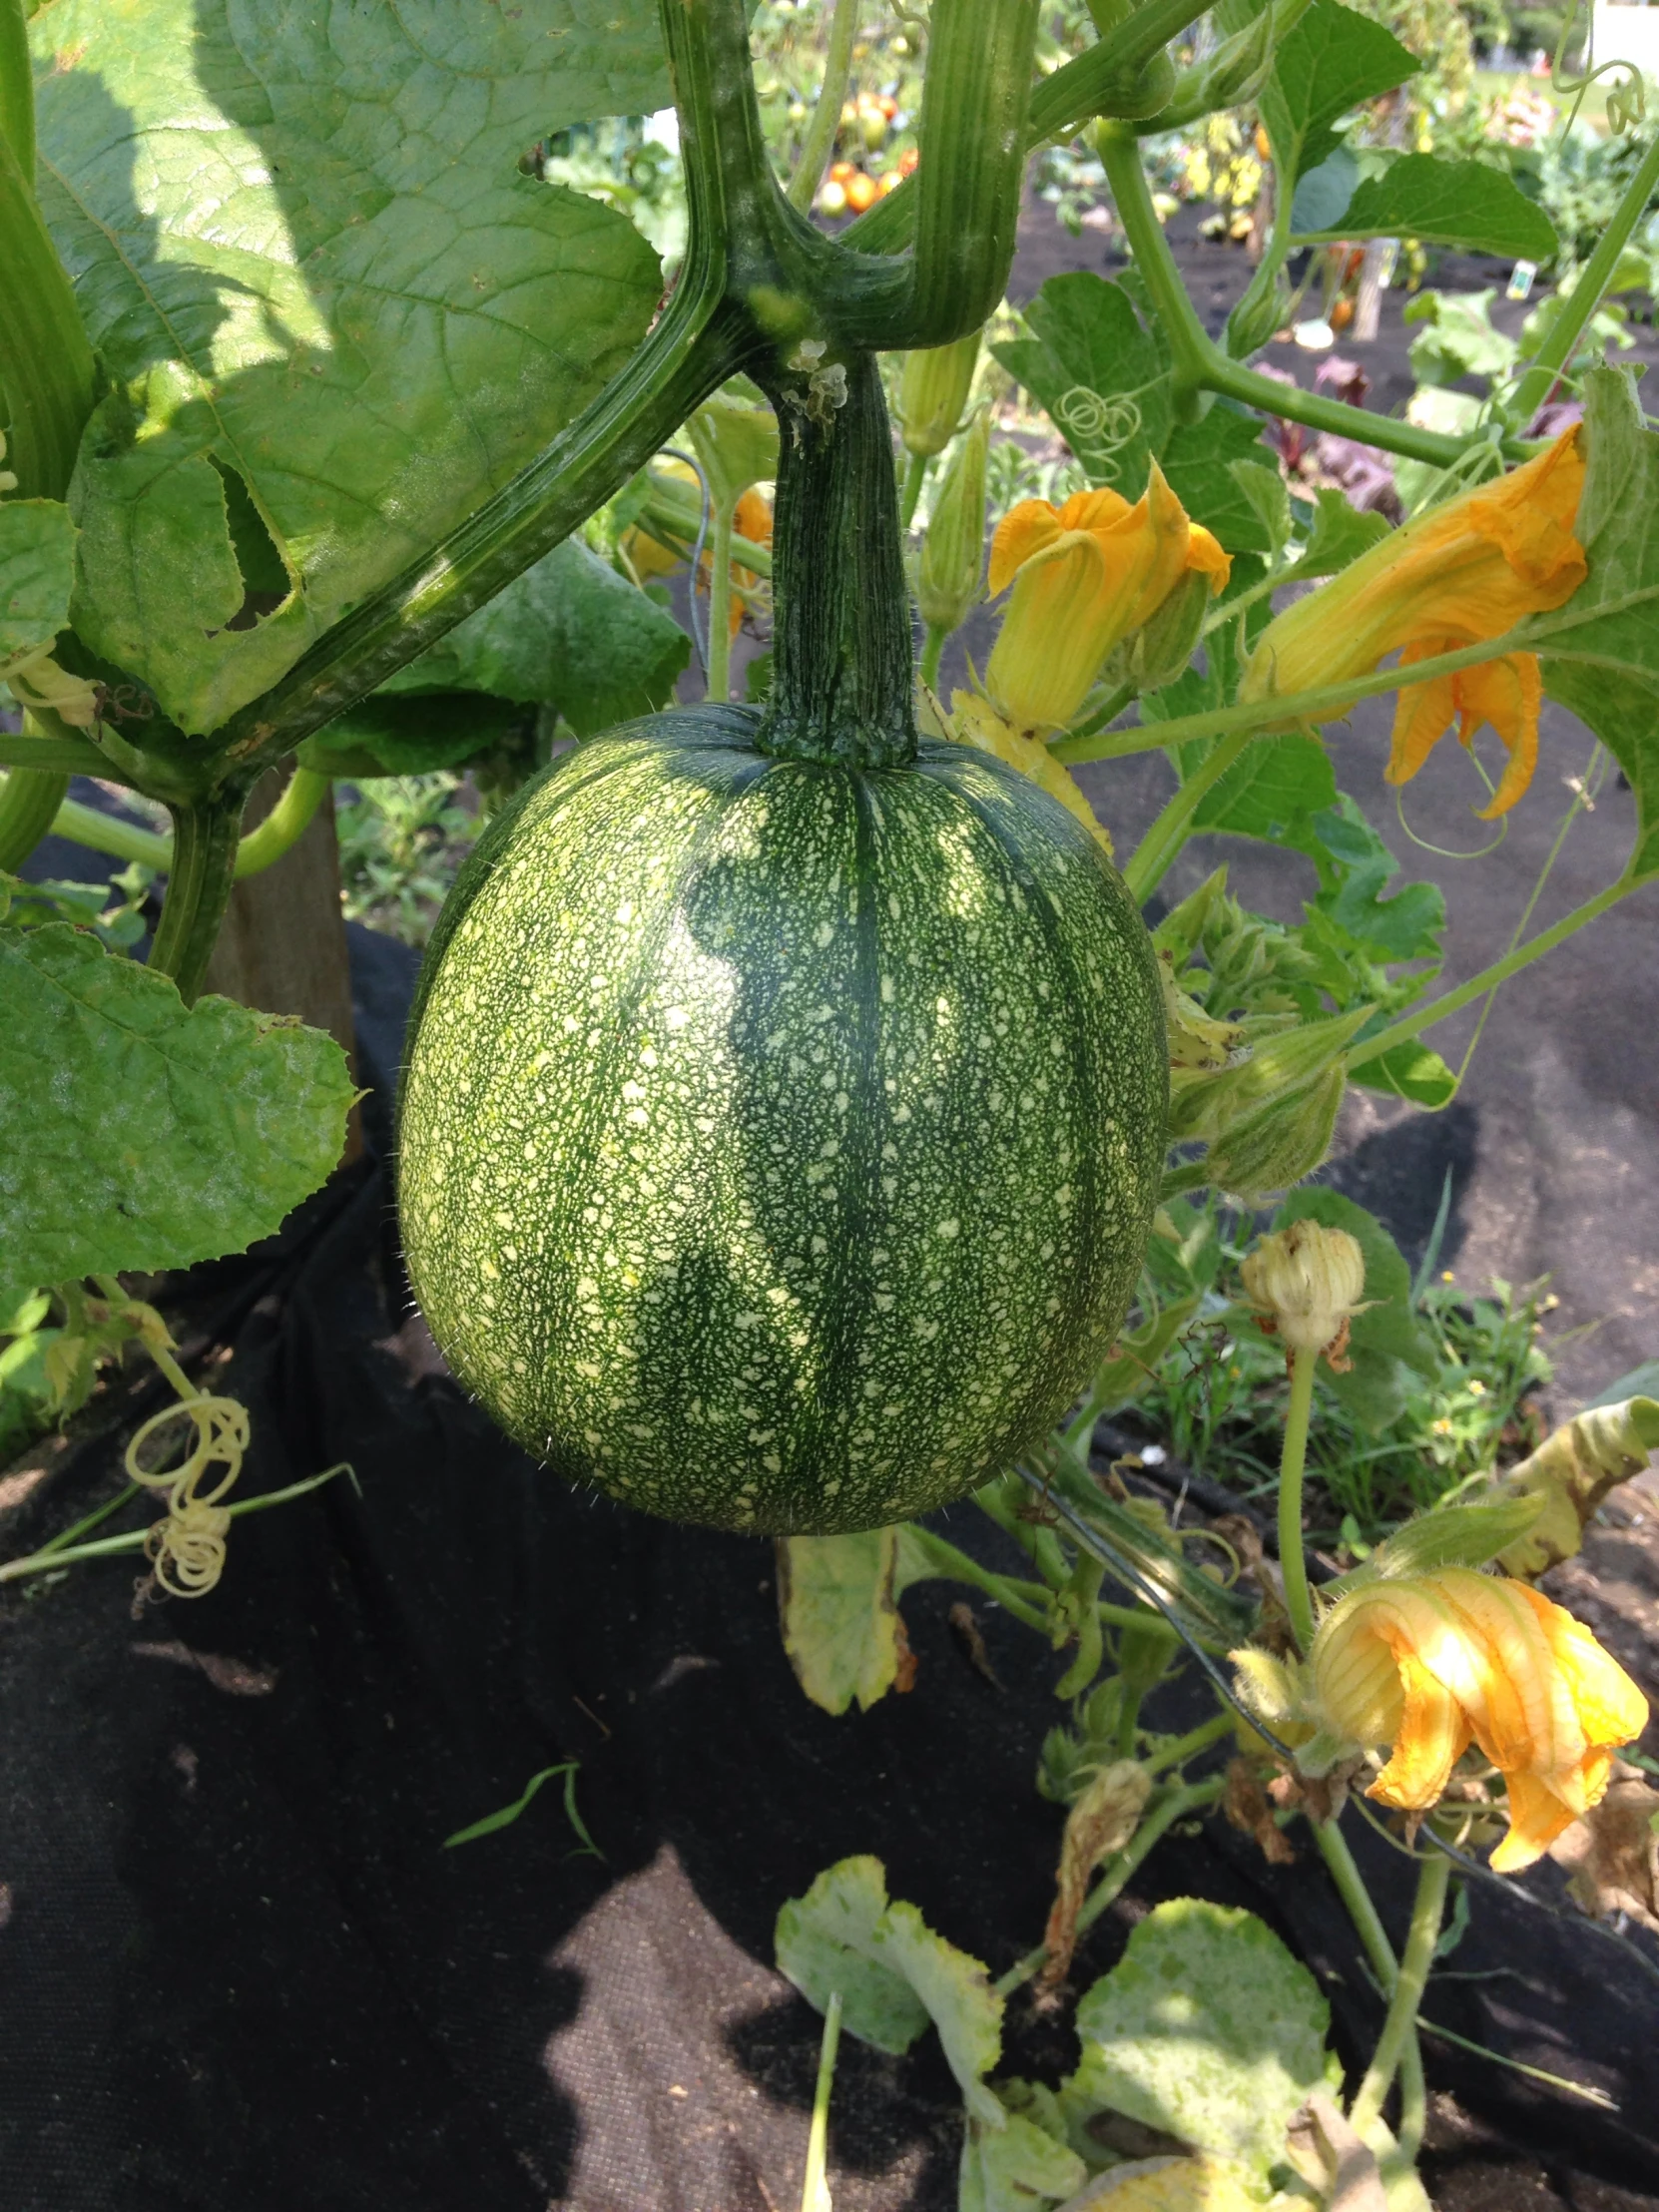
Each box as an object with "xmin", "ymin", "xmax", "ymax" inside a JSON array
[
  {"xmin": 1277, "ymin": 1344, "xmax": 1318, "ymax": 1651},
  {"xmin": 1510, "ymin": 125, "xmax": 1659, "ymax": 423},
  {"xmin": 1095, "ymin": 120, "xmax": 1475, "ymax": 466},
  {"xmin": 705, "ymin": 504, "xmax": 736, "ymax": 702},
  {"xmin": 1347, "ymin": 872, "xmax": 1639, "ymax": 1073},
  {"xmin": 1352, "ymin": 1848, "xmax": 1451, "ymax": 2131},
  {"xmin": 148, "ymin": 794, "xmax": 248, "ymax": 1004},
  {"xmin": 919, "ymin": 622, "xmax": 947, "ymax": 691},
  {"xmin": 0, "ymin": 0, "xmax": 33, "ymax": 181},
  {"xmin": 900, "ymin": 449, "xmax": 928, "ymax": 530},
  {"xmin": 787, "ymin": 0, "xmax": 861, "ymax": 213},
  {"xmin": 1123, "ymin": 725, "xmax": 1254, "ymax": 902},
  {"xmin": 802, "ymin": 1989, "xmax": 842, "ymax": 2212}
]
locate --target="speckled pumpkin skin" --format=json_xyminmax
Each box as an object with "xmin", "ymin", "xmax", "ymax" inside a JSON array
[{"xmin": 398, "ymin": 703, "xmax": 1167, "ymax": 1534}]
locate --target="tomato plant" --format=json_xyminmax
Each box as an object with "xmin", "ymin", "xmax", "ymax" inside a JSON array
[{"xmin": 4, "ymin": 0, "xmax": 1659, "ymax": 2204}]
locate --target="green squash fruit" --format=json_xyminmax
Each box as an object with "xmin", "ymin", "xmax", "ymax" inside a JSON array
[{"xmin": 399, "ymin": 699, "xmax": 1167, "ymax": 1534}]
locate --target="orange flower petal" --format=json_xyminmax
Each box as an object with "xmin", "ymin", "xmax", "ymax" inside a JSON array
[
  {"xmin": 1385, "ymin": 664, "xmax": 1459, "ymax": 790},
  {"xmin": 1457, "ymin": 654, "xmax": 1541, "ymax": 818},
  {"xmin": 1510, "ymin": 1581, "xmax": 1650, "ymax": 1751},
  {"xmin": 1058, "ymin": 485, "xmax": 1136, "ymax": 533},
  {"xmin": 988, "ymin": 499, "xmax": 1067, "ymax": 597},
  {"xmin": 1490, "ymin": 1767, "xmax": 1582, "ymax": 1872},
  {"xmin": 985, "ymin": 531, "xmax": 1118, "ymax": 731},
  {"xmin": 1186, "ymin": 524, "xmax": 1232, "ymax": 593},
  {"xmin": 1368, "ymin": 1650, "xmax": 1473, "ymax": 1810}
]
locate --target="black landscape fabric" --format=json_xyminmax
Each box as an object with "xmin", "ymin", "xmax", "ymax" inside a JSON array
[{"xmin": 1, "ymin": 926, "xmax": 1656, "ymax": 2212}]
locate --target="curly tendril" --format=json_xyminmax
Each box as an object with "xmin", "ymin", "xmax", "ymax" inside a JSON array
[
  {"xmin": 1051, "ymin": 388, "xmax": 1142, "ymax": 484},
  {"xmin": 126, "ymin": 1394, "xmax": 251, "ymax": 1598},
  {"xmin": 1551, "ymin": 0, "xmax": 1647, "ymax": 139}
]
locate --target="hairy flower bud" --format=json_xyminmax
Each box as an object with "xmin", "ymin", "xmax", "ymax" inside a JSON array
[
  {"xmin": 1240, "ymin": 1218, "xmax": 1366, "ymax": 1356},
  {"xmin": 914, "ymin": 408, "xmax": 989, "ymax": 637},
  {"xmin": 896, "ymin": 330, "xmax": 981, "ymax": 459}
]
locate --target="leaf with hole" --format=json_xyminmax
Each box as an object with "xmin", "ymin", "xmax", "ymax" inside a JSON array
[{"xmin": 36, "ymin": 0, "xmax": 668, "ymax": 734}]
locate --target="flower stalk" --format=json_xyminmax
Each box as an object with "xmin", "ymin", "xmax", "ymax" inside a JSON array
[
  {"xmin": 1351, "ymin": 1848, "xmax": 1451, "ymax": 2132},
  {"xmin": 1278, "ymin": 1344, "xmax": 1319, "ymax": 1652}
]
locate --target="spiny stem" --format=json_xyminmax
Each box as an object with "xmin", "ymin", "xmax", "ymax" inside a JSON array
[
  {"xmin": 1352, "ymin": 1848, "xmax": 1451, "ymax": 2131},
  {"xmin": 147, "ymin": 794, "xmax": 247, "ymax": 1005},
  {"xmin": 1278, "ymin": 1345, "xmax": 1318, "ymax": 1652},
  {"xmin": 788, "ymin": 0, "xmax": 861, "ymax": 214}
]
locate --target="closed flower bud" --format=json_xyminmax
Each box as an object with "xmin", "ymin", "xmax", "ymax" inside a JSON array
[
  {"xmin": 896, "ymin": 330, "xmax": 981, "ymax": 459},
  {"xmin": 1240, "ymin": 1218, "xmax": 1366, "ymax": 1356},
  {"xmin": 914, "ymin": 408, "xmax": 989, "ymax": 637},
  {"xmin": 1226, "ymin": 267, "xmax": 1294, "ymax": 361}
]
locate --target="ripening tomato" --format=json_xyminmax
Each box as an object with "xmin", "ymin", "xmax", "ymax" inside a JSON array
[
  {"xmin": 818, "ymin": 179, "xmax": 848, "ymax": 217},
  {"xmin": 843, "ymin": 172, "xmax": 878, "ymax": 215}
]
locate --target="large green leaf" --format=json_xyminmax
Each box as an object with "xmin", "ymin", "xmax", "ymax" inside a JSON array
[
  {"xmin": 1193, "ymin": 732, "xmax": 1336, "ymax": 840},
  {"xmin": 1259, "ymin": 0, "xmax": 1416, "ymax": 185},
  {"xmin": 1072, "ymin": 1898, "xmax": 1337, "ymax": 2179},
  {"xmin": 1528, "ymin": 369, "xmax": 1659, "ymax": 878},
  {"xmin": 384, "ymin": 538, "xmax": 691, "ymax": 739},
  {"xmin": 992, "ymin": 273, "xmax": 1173, "ymax": 499},
  {"xmin": 958, "ymin": 2112, "xmax": 1087, "ymax": 2212},
  {"xmin": 33, "ymin": 0, "xmax": 667, "ymax": 735},
  {"xmin": 0, "ymin": 923, "xmax": 354, "ymax": 1317},
  {"xmin": 0, "ymin": 497, "xmax": 76, "ymax": 672},
  {"xmin": 775, "ymin": 1857, "xmax": 1004, "ymax": 2124},
  {"xmin": 1162, "ymin": 403, "xmax": 1272, "ymax": 555},
  {"xmin": 1293, "ymin": 154, "xmax": 1557, "ymax": 259}
]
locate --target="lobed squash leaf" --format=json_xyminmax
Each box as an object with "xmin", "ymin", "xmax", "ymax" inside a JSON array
[
  {"xmin": 1293, "ymin": 154, "xmax": 1557, "ymax": 260},
  {"xmin": 34, "ymin": 0, "xmax": 667, "ymax": 734},
  {"xmin": 0, "ymin": 923, "xmax": 354, "ymax": 1318},
  {"xmin": 1071, "ymin": 1898, "xmax": 1338, "ymax": 2179},
  {"xmin": 1259, "ymin": 0, "xmax": 1417, "ymax": 187}
]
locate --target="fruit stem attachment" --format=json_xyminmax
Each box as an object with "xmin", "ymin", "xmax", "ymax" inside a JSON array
[{"xmin": 757, "ymin": 350, "xmax": 917, "ymax": 770}]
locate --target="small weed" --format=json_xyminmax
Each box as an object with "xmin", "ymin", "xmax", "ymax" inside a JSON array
[
  {"xmin": 1131, "ymin": 1196, "xmax": 1554, "ymax": 1544},
  {"xmin": 335, "ymin": 776, "xmax": 478, "ymax": 947}
]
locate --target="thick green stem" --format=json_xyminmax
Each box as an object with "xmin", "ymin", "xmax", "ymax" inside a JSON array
[
  {"xmin": 233, "ymin": 765, "xmax": 328, "ymax": 877},
  {"xmin": 1277, "ymin": 1344, "xmax": 1318, "ymax": 1652},
  {"xmin": 1313, "ymin": 1817, "xmax": 1430, "ymax": 2165},
  {"xmin": 0, "ymin": 766, "xmax": 68, "ymax": 871},
  {"xmin": 801, "ymin": 1989, "xmax": 842, "ymax": 2212},
  {"xmin": 840, "ymin": 0, "xmax": 1213, "ymax": 258},
  {"xmin": 757, "ymin": 350, "xmax": 916, "ymax": 768},
  {"xmin": 705, "ymin": 505, "xmax": 736, "ymax": 703},
  {"xmin": 1352, "ymin": 1849, "xmax": 1451, "ymax": 2130},
  {"xmin": 0, "ymin": 127, "xmax": 97, "ymax": 502},
  {"xmin": 1511, "ymin": 127, "xmax": 1659, "ymax": 423},
  {"xmin": 1347, "ymin": 873, "xmax": 1639, "ymax": 1073},
  {"xmin": 0, "ymin": 0, "xmax": 33, "ymax": 181},
  {"xmin": 787, "ymin": 0, "xmax": 860, "ymax": 214},
  {"xmin": 148, "ymin": 795, "xmax": 247, "ymax": 1004},
  {"xmin": 1123, "ymin": 725, "xmax": 1254, "ymax": 902},
  {"xmin": 905, "ymin": 0, "xmax": 1039, "ymax": 344},
  {"xmin": 40, "ymin": 765, "xmax": 327, "ymax": 881},
  {"xmin": 0, "ymin": 724, "xmax": 112, "ymax": 777}
]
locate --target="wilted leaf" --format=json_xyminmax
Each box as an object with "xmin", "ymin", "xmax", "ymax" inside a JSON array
[
  {"xmin": 1548, "ymin": 1771, "xmax": 1659, "ymax": 1933},
  {"xmin": 0, "ymin": 923, "xmax": 353, "ymax": 1317},
  {"xmin": 777, "ymin": 1527, "xmax": 915, "ymax": 1716},
  {"xmin": 1072, "ymin": 1898, "xmax": 1336, "ymax": 2177},
  {"xmin": 1494, "ymin": 1395, "xmax": 1659, "ymax": 1577}
]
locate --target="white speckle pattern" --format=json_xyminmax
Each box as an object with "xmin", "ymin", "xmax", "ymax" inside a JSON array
[{"xmin": 400, "ymin": 717, "xmax": 1166, "ymax": 1533}]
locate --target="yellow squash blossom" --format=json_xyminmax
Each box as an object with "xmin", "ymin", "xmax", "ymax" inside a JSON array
[
  {"xmin": 1240, "ymin": 430, "xmax": 1586, "ymax": 818},
  {"xmin": 985, "ymin": 466, "xmax": 1231, "ymax": 734},
  {"xmin": 948, "ymin": 688, "xmax": 1117, "ymax": 857},
  {"xmin": 1310, "ymin": 1566, "xmax": 1647, "ymax": 1871}
]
